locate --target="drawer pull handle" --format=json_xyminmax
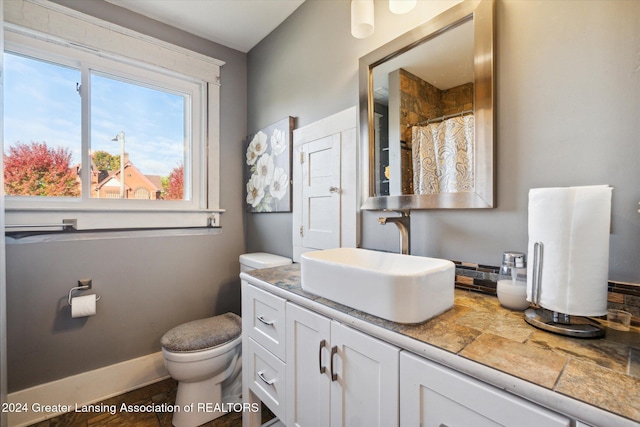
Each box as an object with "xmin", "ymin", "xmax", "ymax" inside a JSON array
[
  {"xmin": 257, "ymin": 315, "xmax": 275, "ymax": 326},
  {"xmin": 330, "ymin": 345, "xmax": 338, "ymax": 381},
  {"xmin": 257, "ymin": 370, "xmax": 276, "ymax": 386},
  {"xmin": 319, "ymin": 339, "xmax": 327, "ymax": 374},
  {"xmin": 439, "ymin": 424, "xmax": 449, "ymax": 427}
]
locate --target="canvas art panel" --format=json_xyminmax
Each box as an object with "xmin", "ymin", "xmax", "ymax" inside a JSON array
[{"xmin": 244, "ymin": 117, "xmax": 294, "ymax": 212}]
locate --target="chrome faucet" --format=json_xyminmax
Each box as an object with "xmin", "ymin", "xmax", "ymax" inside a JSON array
[{"xmin": 378, "ymin": 211, "xmax": 410, "ymax": 255}]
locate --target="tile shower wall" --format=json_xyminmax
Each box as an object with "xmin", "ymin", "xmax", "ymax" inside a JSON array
[
  {"xmin": 453, "ymin": 261, "xmax": 640, "ymax": 325},
  {"xmin": 398, "ymin": 69, "xmax": 474, "ymax": 144}
]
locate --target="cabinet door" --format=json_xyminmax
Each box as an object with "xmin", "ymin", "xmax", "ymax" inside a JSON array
[
  {"xmin": 400, "ymin": 351, "xmax": 570, "ymax": 427},
  {"xmin": 286, "ymin": 303, "xmax": 331, "ymax": 427},
  {"xmin": 330, "ymin": 322, "xmax": 399, "ymax": 427}
]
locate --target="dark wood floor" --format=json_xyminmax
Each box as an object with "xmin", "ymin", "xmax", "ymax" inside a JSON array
[{"xmin": 27, "ymin": 378, "xmax": 272, "ymax": 427}]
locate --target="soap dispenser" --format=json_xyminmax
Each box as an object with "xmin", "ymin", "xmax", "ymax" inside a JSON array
[{"xmin": 497, "ymin": 252, "xmax": 529, "ymax": 310}]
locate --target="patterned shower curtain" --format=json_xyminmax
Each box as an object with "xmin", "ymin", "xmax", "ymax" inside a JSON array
[{"xmin": 411, "ymin": 115, "xmax": 475, "ymax": 195}]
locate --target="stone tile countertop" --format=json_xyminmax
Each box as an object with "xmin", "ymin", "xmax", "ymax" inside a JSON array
[{"xmin": 243, "ymin": 263, "xmax": 640, "ymax": 426}]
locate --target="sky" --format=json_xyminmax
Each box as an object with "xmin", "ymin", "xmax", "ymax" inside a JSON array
[{"xmin": 3, "ymin": 52, "xmax": 186, "ymax": 177}]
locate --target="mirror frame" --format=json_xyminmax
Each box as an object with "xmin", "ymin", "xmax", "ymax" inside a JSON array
[{"xmin": 359, "ymin": 0, "xmax": 495, "ymax": 210}]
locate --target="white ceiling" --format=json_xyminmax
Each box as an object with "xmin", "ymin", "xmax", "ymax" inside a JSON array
[{"xmin": 105, "ymin": 0, "xmax": 306, "ymax": 53}]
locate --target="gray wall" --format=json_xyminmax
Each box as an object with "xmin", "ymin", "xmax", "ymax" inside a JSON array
[
  {"xmin": 246, "ymin": 0, "xmax": 640, "ymax": 283},
  {"xmin": 6, "ymin": 1, "xmax": 247, "ymax": 392},
  {"xmin": 6, "ymin": 0, "xmax": 640, "ymax": 394}
]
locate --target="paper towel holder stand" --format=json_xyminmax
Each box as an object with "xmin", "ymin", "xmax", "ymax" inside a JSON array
[
  {"xmin": 523, "ymin": 242, "xmax": 605, "ymax": 339},
  {"xmin": 524, "ymin": 308, "xmax": 604, "ymax": 338},
  {"xmin": 68, "ymin": 279, "xmax": 101, "ymax": 306}
]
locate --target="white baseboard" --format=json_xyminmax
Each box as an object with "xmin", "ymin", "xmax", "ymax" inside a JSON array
[{"xmin": 7, "ymin": 351, "xmax": 169, "ymax": 427}]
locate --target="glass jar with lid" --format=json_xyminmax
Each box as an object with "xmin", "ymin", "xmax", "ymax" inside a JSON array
[{"xmin": 497, "ymin": 251, "xmax": 529, "ymax": 310}]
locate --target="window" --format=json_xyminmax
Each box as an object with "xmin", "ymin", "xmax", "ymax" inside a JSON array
[
  {"xmin": 4, "ymin": 41, "xmax": 202, "ymax": 213},
  {"xmin": 3, "ymin": 1, "xmax": 224, "ymax": 230},
  {"xmin": 3, "ymin": 52, "xmax": 81, "ymax": 198},
  {"xmin": 88, "ymin": 72, "xmax": 189, "ymax": 202}
]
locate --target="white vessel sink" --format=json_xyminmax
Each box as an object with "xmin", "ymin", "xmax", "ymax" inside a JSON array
[{"xmin": 300, "ymin": 248, "xmax": 455, "ymax": 324}]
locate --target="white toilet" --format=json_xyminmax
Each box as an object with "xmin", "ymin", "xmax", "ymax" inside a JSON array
[
  {"xmin": 161, "ymin": 252, "xmax": 291, "ymax": 427},
  {"xmin": 239, "ymin": 251, "xmax": 292, "ymax": 273}
]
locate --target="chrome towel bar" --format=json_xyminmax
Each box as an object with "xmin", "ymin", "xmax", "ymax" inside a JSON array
[{"xmin": 6, "ymin": 219, "xmax": 77, "ymax": 231}]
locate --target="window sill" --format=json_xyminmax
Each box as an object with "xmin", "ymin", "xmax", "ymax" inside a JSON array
[
  {"xmin": 5, "ymin": 207, "xmax": 224, "ymax": 232},
  {"xmin": 5, "ymin": 226, "xmax": 222, "ymax": 244}
]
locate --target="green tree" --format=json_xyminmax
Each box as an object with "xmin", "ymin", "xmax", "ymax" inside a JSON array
[
  {"xmin": 4, "ymin": 141, "xmax": 80, "ymax": 197},
  {"xmin": 93, "ymin": 150, "xmax": 120, "ymax": 171}
]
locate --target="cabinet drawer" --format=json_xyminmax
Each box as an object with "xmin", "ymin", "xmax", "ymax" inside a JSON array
[
  {"xmin": 244, "ymin": 283, "xmax": 287, "ymax": 360},
  {"xmin": 400, "ymin": 351, "xmax": 570, "ymax": 427},
  {"xmin": 247, "ymin": 338, "xmax": 286, "ymax": 421}
]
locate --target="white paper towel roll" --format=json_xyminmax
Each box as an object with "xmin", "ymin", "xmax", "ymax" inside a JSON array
[
  {"xmin": 71, "ymin": 294, "xmax": 97, "ymax": 318},
  {"xmin": 526, "ymin": 185, "xmax": 612, "ymax": 317}
]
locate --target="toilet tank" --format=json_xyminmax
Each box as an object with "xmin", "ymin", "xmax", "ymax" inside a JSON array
[{"xmin": 239, "ymin": 252, "xmax": 292, "ymax": 272}]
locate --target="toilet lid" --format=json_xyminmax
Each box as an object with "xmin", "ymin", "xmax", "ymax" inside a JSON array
[{"xmin": 161, "ymin": 312, "xmax": 241, "ymax": 352}]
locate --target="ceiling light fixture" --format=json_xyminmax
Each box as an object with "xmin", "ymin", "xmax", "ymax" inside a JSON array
[
  {"xmin": 351, "ymin": 0, "xmax": 375, "ymax": 39},
  {"xmin": 352, "ymin": 0, "xmax": 417, "ymax": 39},
  {"xmin": 389, "ymin": 0, "xmax": 417, "ymax": 14}
]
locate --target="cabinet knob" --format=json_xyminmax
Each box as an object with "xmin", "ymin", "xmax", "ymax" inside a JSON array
[{"xmin": 329, "ymin": 186, "xmax": 340, "ymax": 194}]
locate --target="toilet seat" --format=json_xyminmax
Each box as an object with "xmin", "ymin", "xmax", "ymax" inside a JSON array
[
  {"xmin": 161, "ymin": 312, "xmax": 241, "ymax": 353},
  {"xmin": 162, "ymin": 334, "xmax": 241, "ymax": 363}
]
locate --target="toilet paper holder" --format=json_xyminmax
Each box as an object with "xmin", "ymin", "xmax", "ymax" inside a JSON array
[{"xmin": 68, "ymin": 279, "xmax": 101, "ymax": 306}]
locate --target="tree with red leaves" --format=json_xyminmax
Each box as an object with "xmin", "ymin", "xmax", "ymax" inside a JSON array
[
  {"xmin": 164, "ymin": 163, "xmax": 184, "ymax": 200},
  {"xmin": 4, "ymin": 141, "xmax": 80, "ymax": 197}
]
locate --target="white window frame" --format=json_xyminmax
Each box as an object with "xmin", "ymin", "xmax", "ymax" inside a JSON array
[{"xmin": 3, "ymin": 0, "xmax": 224, "ymax": 231}]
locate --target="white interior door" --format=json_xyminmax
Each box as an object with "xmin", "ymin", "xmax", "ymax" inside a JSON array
[
  {"xmin": 292, "ymin": 106, "xmax": 358, "ymax": 262},
  {"xmin": 301, "ymin": 133, "xmax": 341, "ymax": 250}
]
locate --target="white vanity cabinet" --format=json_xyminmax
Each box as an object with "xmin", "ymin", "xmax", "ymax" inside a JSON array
[
  {"xmin": 242, "ymin": 280, "xmax": 399, "ymax": 427},
  {"xmin": 242, "ymin": 278, "xmax": 584, "ymax": 427},
  {"xmin": 286, "ymin": 302, "xmax": 399, "ymax": 427},
  {"xmin": 399, "ymin": 351, "xmax": 571, "ymax": 427}
]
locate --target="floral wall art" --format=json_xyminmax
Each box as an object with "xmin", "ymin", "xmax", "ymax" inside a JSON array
[{"xmin": 245, "ymin": 117, "xmax": 294, "ymax": 212}]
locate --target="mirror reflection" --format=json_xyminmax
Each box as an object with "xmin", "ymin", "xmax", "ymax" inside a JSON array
[
  {"xmin": 360, "ymin": 0, "xmax": 494, "ymax": 210},
  {"xmin": 372, "ymin": 19, "xmax": 474, "ymax": 196}
]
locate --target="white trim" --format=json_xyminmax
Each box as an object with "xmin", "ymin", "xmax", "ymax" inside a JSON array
[
  {"xmin": 5, "ymin": 0, "xmax": 224, "ymax": 81},
  {"xmin": 207, "ymin": 83, "xmax": 222, "ymax": 211},
  {"xmin": 7, "ymin": 352, "xmax": 169, "ymax": 427}
]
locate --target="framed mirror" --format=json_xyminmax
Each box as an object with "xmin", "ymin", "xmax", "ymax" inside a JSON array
[{"xmin": 359, "ymin": 0, "xmax": 494, "ymax": 210}]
